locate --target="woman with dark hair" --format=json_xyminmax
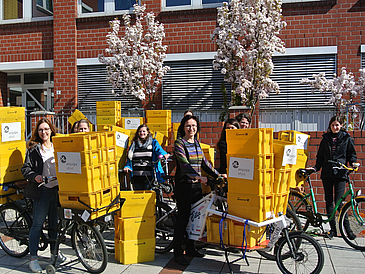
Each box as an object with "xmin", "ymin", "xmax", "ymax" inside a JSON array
[
  {"xmin": 21, "ymin": 118, "xmax": 66, "ymax": 273},
  {"xmin": 173, "ymin": 115, "xmax": 227, "ymax": 265},
  {"xmin": 235, "ymin": 112, "xmax": 251, "ymax": 129},
  {"xmin": 307, "ymin": 116, "xmax": 357, "ymax": 239},
  {"xmin": 70, "ymin": 120, "xmax": 79, "ymax": 133},
  {"xmin": 123, "ymin": 124, "xmax": 168, "ymax": 190},
  {"xmin": 217, "ymin": 118, "xmax": 240, "ymax": 174}
]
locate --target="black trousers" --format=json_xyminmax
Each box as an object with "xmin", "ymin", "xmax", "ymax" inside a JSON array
[
  {"xmin": 173, "ymin": 183, "xmax": 202, "ymax": 256},
  {"xmin": 322, "ymin": 177, "xmax": 350, "ymax": 232}
]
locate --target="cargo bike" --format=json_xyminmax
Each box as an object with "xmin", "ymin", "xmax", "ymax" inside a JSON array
[
  {"xmin": 0, "ymin": 178, "xmax": 124, "ymax": 274},
  {"xmin": 188, "ymin": 182, "xmax": 324, "ymax": 274}
]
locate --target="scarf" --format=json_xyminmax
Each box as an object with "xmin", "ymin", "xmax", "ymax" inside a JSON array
[{"xmin": 128, "ymin": 135, "xmax": 153, "ymax": 160}]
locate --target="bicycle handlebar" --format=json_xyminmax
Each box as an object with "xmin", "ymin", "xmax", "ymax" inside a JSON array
[{"xmin": 328, "ymin": 160, "xmax": 360, "ymax": 172}]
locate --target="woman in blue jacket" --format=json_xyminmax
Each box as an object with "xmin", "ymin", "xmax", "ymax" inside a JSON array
[{"xmin": 123, "ymin": 124, "xmax": 169, "ymax": 190}]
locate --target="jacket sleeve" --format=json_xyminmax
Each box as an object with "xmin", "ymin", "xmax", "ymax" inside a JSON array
[
  {"xmin": 153, "ymin": 139, "xmax": 167, "ymax": 158},
  {"xmin": 314, "ymin": 138, "xmax": 325, "ymax": 172},
  {"xmin": 346, "ymin": 137, "xmax": 357, "ymax": 165},
  {"xmin": 21, "ymin": 150, "xmax": 38, "ymax": 183}
]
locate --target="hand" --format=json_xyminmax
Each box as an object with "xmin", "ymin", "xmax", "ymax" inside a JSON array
[
  {"xmin": 195, "ymin": 176, "xmax": 208, "ymax": 185},
  {"xmin": 219, "ymin": 174, "xmax": 227, "ymax": 179},
  {"xmin": 35, "ymin": 175, "xmax": 43, "ymax": 183},
  {"xmin": 164, "ymin": 154, "xmax": 170, "ymax": 160},
  {"xmin": 123, "ymin": 167, "xmax": 131, "ymax": 173}
]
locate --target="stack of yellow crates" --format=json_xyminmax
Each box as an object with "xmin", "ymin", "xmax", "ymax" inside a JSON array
[
  {"xmin": 115, "ymin": 191, "xmax": 156, "ymax": 264},
  {"xmin": 0, "ymin": 107, "xmax": 26, "ymax": 204},
  {"xmin": 225, "ymin": 128, "xmax": 274, "ymax": 247},
  {"xmin": 96, "ymin": 101, "xmax": 122, "ymax": 129},
  {"xmin": 146, "ymin": 110, "xmax": 171, "ymax": 144},
  {"xmin": 53, "ymin": 131, "xmax": 120, "ymax": 220}
]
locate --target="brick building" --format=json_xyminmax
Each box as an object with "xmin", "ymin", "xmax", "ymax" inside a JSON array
[{"xmin": 0, "ymin": 0, "xmax": 364, "ymax": 210}]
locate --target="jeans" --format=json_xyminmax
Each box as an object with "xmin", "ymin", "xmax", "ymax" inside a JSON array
[{"xmin": 29, "ymin": 186, "xmax": 59, "ymax": 259}]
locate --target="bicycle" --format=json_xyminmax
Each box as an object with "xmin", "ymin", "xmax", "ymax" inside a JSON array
[
  {"xmin": 289, "ymin": 160, "xmax": 365, "ymax": 251},
  {"xmin": 0, "ymin": 177, "xmax": 119, "ymax": 273}
]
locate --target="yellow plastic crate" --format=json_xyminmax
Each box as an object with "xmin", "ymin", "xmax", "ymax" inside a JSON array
[
  {"xmin": 96, "ymin": 101, "xmax": 121, "ymax": 109},
  {"xmin": 291, "ymin": 149, "xmax": 309, "ymax": 187},
  {"xmin": 79, "ymin": 150, "xmax": 102, "ymax": 166},
  {"xmin": 0, "ymin": 107, "xmax": 25, "ymax": 122},
  {"xmin": 273, "ymin": 168, "xmax": 292, "ymax": 194},
  {"xmin": 148, "ymin": 123, "xmax": 171, "ymax": 132},
  {"xmin": 227, "ymin": 168, "xmax": 274, "ymax": 195},
  {"xmin": 114, "ymin": 215, "xmax": 156, "ymax": 241},
  {"xmin": 226, "ymin": 128, "xmax": 273, "ymax": 155},
  {"xmin": 121, "ymin": 117, "xmax": 144, "ymax": 130},
  {"xmin": 68, "ymin": 109, "xmax": 87, "ymax": 125},
  {"xmin": 145, "ymin": 110, "xmax": 171, "ymax": 118},
  {"xmin": 56, "ymin": 164, "xmax": 103, "ymax": 193},
  {"xmin": 96, "ymin": 108, "xmax": 121, "ymax": 117},
  {"xmin": 147, "ymin": 117, "xmax": 171, "ymax": 124},
  {"xmin": 229, "ymin": 220, "xmax": 266, "ymax": 248},
  {"xmin": 0, "ymin": 164, "xmax": 24, "ymax": 183},
  {"xmin": 273, "ymin": 139, "xmax": 296, "ymax": 169},
  {"xmin": 118, "ymin": 191, "xmax": 156, "ymax": 218},
  {"xmin": 272, "ymin": 192, "xmax": 289, "ymax": 216},
  {"xmin": 53, "ymin": 133, "xmax": 101, "ymax": 151},
  {"xmin": 278, "ymin": 130, "xmax": 310, "ymax": 151},
  {"xmin": 102, "ymin": 161, "xmax": 118, "ymax": 179},
  {"xmin": 114, "ymin": 237, "xmax": 155, "ymax": 264},
  {"xmin": 58, "ymin": 184, "xmax": 120, "ymax": 220},
  {"xmin": 0, "ymin": 141, "xmax": 26, "ymax": 167},
  {"xmin": 0, "ymin": 120, "xmax": 26, "ymax": 142},
  {"xmin": 151, "ymin": 130, "xmax": 168, "ymax": 147},
  {"xmin": 100, "ymin": 146, "xmax": 117, "ymax": 162},
  {"xmin": 206, "ymin": 215, "xmax": 229, "ymax": 245},
  {"xmin": 96, "ymin": 116, "xmax": 120, "ymax": 125},
  {"xmin": 227, "ymin": 193, "xmax": 273, "ymax": 222},
  {"xmin": 0, "ymin": 185, "xmax": 23, "ymax": 204}
]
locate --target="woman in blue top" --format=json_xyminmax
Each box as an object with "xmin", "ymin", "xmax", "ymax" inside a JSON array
[{"xmin": 123, "ymin": 124, "xmax": 169, "ymax": 190}]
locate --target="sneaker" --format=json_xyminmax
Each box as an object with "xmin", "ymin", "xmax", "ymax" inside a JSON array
[
  {"xmin": 347, "ymin": 231, "xmax": 357, "ymax": 240},
  {"xmin": 29, "ymin": 260, "xmax": 43, "ymax": 273},
  {"xmin": 50, "ymin": 251, "xmax": 67, "ymax": 263}
]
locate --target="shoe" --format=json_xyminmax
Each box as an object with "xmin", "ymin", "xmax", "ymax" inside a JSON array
[
  {"xmin": 29, "ymin": 260, "xmax": 43, "ymax": 273},
  {"xmin": 185, "ymin": 248, "xmax": 205, "ymax": 258},
  {"xmin": 327, "ymin": 230, "xmax": 337, "ymax": 239},
  {"xmin": 174, "ymin": 255, "xmax": 190, "ymax": 266},
  {"xmin": 50, "ymin": 251, "xmax": 67, "ymax": 263},
  {"xmin": 347, "ymin": 231, "xmax": 357, "ymax": 240}
]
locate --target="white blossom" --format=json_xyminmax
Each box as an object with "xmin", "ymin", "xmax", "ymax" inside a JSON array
[{"xmin": 99, "ymin": 4, "xmax": 170, "ymax": 107}]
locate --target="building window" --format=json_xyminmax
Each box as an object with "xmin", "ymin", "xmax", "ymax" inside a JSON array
[
  {"xmin": 3, "ymin": 0, "xmax": 23, "ymax": 20},
  {"xmin": 79, "ymin": 0, "xmax": 139, "ymax": 17},
  {"xmin": 162, "ymin": 0, "xmax": 224, "ymax": 11},
  {"xmin": 1, "ymin": 0, "xmax": 53, "ymax": 23},
  {"xmin": 33, "ymin": 0, "xmax": 53, "ymax": 17}
]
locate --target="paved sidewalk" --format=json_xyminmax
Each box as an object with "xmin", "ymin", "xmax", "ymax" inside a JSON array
[{"xmin": 0, "ymin": 230, "xmax": 364, "ymax": 274}]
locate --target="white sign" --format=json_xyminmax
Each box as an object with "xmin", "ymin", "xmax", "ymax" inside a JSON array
[
  {"xmin": 1, "ymin": 122, "xmax": 21, "ymax": 142},
  {"xmin": 228, "ymin": 157, "xmax": 254, "ymax": 180},
  {"xmin": 124, "ymin": 118, "xmax": 141, "ymax": 130},
  {"xmin": 186, "ymin": 198, "xmax": 210, "ymax": 240},
  {"xmin": 115, "ymin": 131, "xmax": 129, "ymax": 148},
  {"xmin": 296, "ymin": 134, "xmax": 309, "ymax": 150},
  {"xmin": 57, "ymin": 152, "xmax": 82, "ymax": 174},
  {"xmin": 282, "ymin": 145, "xmax": 297, "ymax": 166}
]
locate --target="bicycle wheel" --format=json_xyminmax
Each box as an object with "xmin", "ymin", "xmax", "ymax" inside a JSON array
[
  {"xmin": 0, "ymin": 203, "xmax": 31, "ymax": 257},
  {"xmin": 155, "ymin": 202, "xmax": 176, "ymax": 253},
  {"xmin": 275, "ymin": 232, "xmax": 324, "ymax": 274},
  {"xmin": 71, "ymin": 221, "xmax": 107, "ymax": 273},
  {"xmin": 338, "ymin": 197, "xmax": 365, "ymax": 251},
  {"xmin": 257, "ymin": 207, "xmax": 303, "ymax": 261},
  {"xmin": 289, "ymin": 191, "xmax": 311, "ymax": 231}
]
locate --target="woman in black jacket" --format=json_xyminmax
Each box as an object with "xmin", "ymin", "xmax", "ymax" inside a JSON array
[{"xmin": 308, "ymin": 116, "xmax": 357, "ymax": 239}]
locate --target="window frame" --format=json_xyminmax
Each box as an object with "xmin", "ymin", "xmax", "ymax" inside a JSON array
[
  {"xmin": 161, "ymin": 0, "xmax": 224, "ymax": 12},
  {"xmin": 77, "ymin": 0, "xmax": 139, "ymax": 18}
]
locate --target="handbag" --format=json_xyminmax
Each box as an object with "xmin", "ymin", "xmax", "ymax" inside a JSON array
[{"xmin": 23, "ymin": 180, "xmax": 41, "ymax": 200}]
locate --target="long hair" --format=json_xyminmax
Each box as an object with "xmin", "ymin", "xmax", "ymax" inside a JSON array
[
  {"xmin": 27, "ymin": 118, "xmax": 57, "ymax": 149},
  {"xmin": 217, "ymin": 118, "xmax": 240, "ymax": 151},
  {"xmin": 132, "ymin": 124, "xmax": 151, "ymax": 143},
  {"xmin": 70, "ymin": 121, "xmax": 79, "ymax": 133},
  {"xmin": 235, "ymin": 112, "xmax": 252, "ymax": 125},
  {"xmin": 327, "ymin": 116, "xmax": 344, "ymax": 133},
  {"xmin": 177, "ymin": 115, "xmax": 200, "ymax": 138}
]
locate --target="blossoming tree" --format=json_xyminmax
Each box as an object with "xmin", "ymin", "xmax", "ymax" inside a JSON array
[
  {"xmin": 300, "ymin": 67, "xmax": 365, "ymax": 129},
  {"xmin": 211, "ymin": 0, "xmax": 286, "ymax": 112},
  {"xmin": 98, "ymin": 4, "xmax": 170, "ymax": 109}
]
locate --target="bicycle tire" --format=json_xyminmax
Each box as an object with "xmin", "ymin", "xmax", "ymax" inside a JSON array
[
  {"xmin": 257, "ymin": 207, "xmax": 303, "ymax": 261},
  {"xmin": 0, "ymin": 203, "xmax": 31, "ymax": 257},
  {"xmin": 338, "ymin": 197, "xmax": 365, "ymax": 251},
  {"xmin": 71, "ymin": 221, "xmax": 107, "ymax": 273},
  {"xmin": 275, "ymin": 232, "xmax": 324, "ymax": 274},
  {"xmin": 155, "ymin": 202, "xmax": 176, "ymax": 254},
  {"xmin": 289, "ymin": 191, "xmax": 311, "ymax": 231}
]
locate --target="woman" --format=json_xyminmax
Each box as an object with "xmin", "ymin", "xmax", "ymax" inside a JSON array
[
  {"xmin": 235, "ymin": 112, "xmax": 251, "ymax": 129},
  {"xmin": 70, "ymin": 120, "xmax": 79, "ymax": 133},
  {"xmin": 176, "ymin": 109, "xmax": 194, "ymax": 139},
  {"xmin": 173, "ymin": 115, "xmax": 226, "ymax": 266},
  {"xmin": 123, "ymin": 124, "xmax": 168, "ymax": 190},
  {"xmin": 308, "ymin": 116, "xmax": 357, "ymax": 239},
  {"xmin": 21, "ymin": 118, "xmax": 66, "ymax": 273},
  {"xmin": 217, "ymin": 118, "xmax": 240, "ymax": 174},
  {"xmin": 77, "ymin": 119, "xmax": 90, "ymax": 132}
]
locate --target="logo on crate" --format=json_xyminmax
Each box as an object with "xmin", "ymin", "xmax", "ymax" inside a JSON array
[
  {"xmin": 285, "ymin": 148, "xmax": 292, "ymax": 157},
  {"xmin": 9, "ymin": 167, "xmax": 19, "ymax": 172},
  {"xmin": 232, "ymin": 160, "xmax": 239, "ymax": 168},
  {"xmin": 3, "ymin": 126, "xmax": 9, "ymax": 133},
  {"xmin": 236, "ymin": 132, "xmax": 249, "ymax": 136},
  {"xmin": 60, "ymin": 155, "xmax": 67, "ymax": 163},
  {"xmin": 237, "ymin": 197, "xmax": 250, "ymax": 202},
  {"xmin": 61, "ymin": 140, "xmax": 74, "ymax": 143}
]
